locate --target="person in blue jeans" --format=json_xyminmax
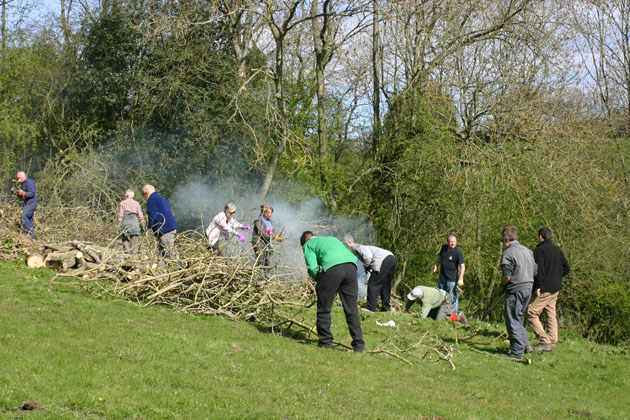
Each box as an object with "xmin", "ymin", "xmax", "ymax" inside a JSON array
[
  {"xmin": 500, "ymin": 226, "xmax": 538, "ymax": 360},
  {"xmin": 434, "ymin": 234, "xmax": 465, "ymax": 314}
]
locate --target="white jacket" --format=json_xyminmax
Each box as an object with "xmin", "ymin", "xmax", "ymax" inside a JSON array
[
  {"xmin": 354, "ymin": 245, "xmax": 394, "ymax": 272},
  {"xmin": 206, "ymin": 211, "xmax": 243, "ymax": 245}
]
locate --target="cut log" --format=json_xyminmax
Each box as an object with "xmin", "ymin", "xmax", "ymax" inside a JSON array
[
  {"xmin": 41, "ymin": 244, "xmax": 72, "ymax": 253},
  {"xmin": 44, "ymin": 250, "xmax": 83, "ymax": 272},
  {"xmin": 25, "ymin": 251, "xmax": 45, "ymax": 268}
]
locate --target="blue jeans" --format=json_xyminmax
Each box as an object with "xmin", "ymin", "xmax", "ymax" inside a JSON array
[
  {"xmin": 438, "ymin": 278, "xmax": 458, "ymax": 312},
  {"xmin": 504, "ymin": 289, "xmax": 532, "ymax": 357},
  {"xmin": 21, "ymin": 199, "xmax": 37, "ymax": 238}
]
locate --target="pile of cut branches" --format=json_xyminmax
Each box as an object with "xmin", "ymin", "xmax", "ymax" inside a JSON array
[{"xmin": 1, "ymin": 202, "xmax": 311, "ymax": 324}]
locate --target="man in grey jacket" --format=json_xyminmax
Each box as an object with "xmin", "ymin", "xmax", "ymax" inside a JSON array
[{"xmin": 500, "ymin": 226, "xmax": 537, "ymax": 360}]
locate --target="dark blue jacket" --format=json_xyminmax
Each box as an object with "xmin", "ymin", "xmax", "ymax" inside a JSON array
[
  {"xmin": 147, "ymin": 192, "xmax": 177, "ymax": 234},
  {"xmin": 21, "ymin": 177, "xmax": 37, "ymax": 203}
]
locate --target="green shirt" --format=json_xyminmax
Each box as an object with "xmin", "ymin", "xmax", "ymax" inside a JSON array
[{"xmin": 302, "ymin": 236, "xmax": 357, "ymax": 280}]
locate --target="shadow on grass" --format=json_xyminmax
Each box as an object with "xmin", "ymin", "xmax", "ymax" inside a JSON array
[{"xmin": 252, "ymin": 320, "xmax": 319, "ymax": 347}]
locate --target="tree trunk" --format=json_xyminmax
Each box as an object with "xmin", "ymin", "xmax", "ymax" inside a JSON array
[
  {"xmin": 260, "ymin": 35, "xmax": 288, "ymax": 197},
  {"xmin": 372, "ymin": 0, "xmax": 381, "ymax": 156},
  {"xmin": 311, "ymin": 0, "xmax": 328, "ymax": 160}
]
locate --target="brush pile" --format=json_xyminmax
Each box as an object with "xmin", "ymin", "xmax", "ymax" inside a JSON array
[{"xmin": 0, "ymin": 201, "xmax": 311, "ymax": 324}]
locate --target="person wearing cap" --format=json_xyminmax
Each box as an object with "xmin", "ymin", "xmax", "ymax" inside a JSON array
[
  {"xmin": 527, "ymin": 227, "xmax": 570, "ymax": 352},
  {"xmin": 500, "ymin": 226, "xmax": 537, "ymax": 360},
  {"xmin": 206, "ymin": 202, "xmax": 252, "ymax": 254},
  {"xmin": 433, "ymin": 234, "xmax": 466, "ymax": 314},
  {"xmin": 344, "ymin": 235, "xmax": 396, "ymax": 312},
  {"xmin": 14, "ymin": 171, "xmax": 37, "ymax": 238},
  {"xmin": 300, "ymin": 231, "xmax": 364, "ymax": 352},
  {"xmin": 143, "ymin": 184, "xmax": 178, "ymax": 260},
  {"xmin": 405, "ymin": 286, "xmax": 468, "ymax": 324}
]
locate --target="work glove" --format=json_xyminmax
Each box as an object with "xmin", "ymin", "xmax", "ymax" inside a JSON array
[
  {"xmin": 118, "ymin": 227, "xmax": 123, "ymax": 233},
  {"xmin": 19, "ymin": 190, "xmax": 26, "ymax": 197},
  {"xmin": 275, "ymin": 235, "xmax": 284, "ymax": 242},
  {"xmin": 241, "ymin": 225, "xmax": 252, "ymax": 231},
  {"xmin": 236, "ymin": 232, "xmax": 246, "ymax": 243},
  {"xmin": 265, "ymin": 227, "xmax": 271, "ymax": 234}
]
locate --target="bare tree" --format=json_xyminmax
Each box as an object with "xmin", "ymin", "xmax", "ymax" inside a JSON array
[
  {"xmin": 379, "ymin": 0, "xmax": 534, "ymax": 95},
  {"xmin": 1, "ymin": 0, "xmax": 14, "ymax": 56},
  {"xmin": 215, "ymin": 0, "xmax": 259, "ymax": 79},
  {"xmin": 371, "ymin": 0, "xmax": 381, "ymax": 155},
  {"xmin": 310, "ymin": 0, "xmax": 366, "ymax": 159},
  {"xmin": 571, "ymin": 0, "xmax": 630, "ymax": 185},
  {"xmin": 258, "ymin": 0, "xmax": 307, "ymax": 197}
]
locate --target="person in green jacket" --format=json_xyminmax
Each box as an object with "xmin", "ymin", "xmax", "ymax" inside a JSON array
[
  {"xmin": 300, "ymin": 231, "xmax": 364, "ymax": 352},
  {"xmin": 405, "ymin": 286, "xmax": 468, "ymax": 324}
]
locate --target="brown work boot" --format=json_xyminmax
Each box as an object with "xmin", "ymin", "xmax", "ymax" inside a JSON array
[
  {"xmin": 525, "ymin": 345, "xmax": 534, "ymax": 354},
  {"xmin": 534, "ymin": 343, "xmax": 553, "ymax": 352}
]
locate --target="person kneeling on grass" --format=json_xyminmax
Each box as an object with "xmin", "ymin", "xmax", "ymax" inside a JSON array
[{"xmin": 405, "ymin": 286, "xmax": 468, "ymax": 324}]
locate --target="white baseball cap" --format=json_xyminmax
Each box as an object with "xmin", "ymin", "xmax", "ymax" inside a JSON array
[{"xmin": 407, "ymin": 286, "xmax": 424, "ymax": 301}]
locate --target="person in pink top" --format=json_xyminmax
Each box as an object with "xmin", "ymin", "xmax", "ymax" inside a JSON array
[
  {"xmin": 205, "ymin": 202, "xmax": 251, "ymax": 254},
  {"xmin": 118, "ymin": 189, "xmax": 145, "ymax": 254}
]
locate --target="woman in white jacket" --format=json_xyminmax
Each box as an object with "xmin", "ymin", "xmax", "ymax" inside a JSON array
[{"xmin": 206, "ymin": 202, "xmax": 251, "ymax": 253}]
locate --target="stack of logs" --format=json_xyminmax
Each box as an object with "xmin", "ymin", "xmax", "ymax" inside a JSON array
[{"xmin": 24, "ymin": 240, "xmax": 158, "ymax": 280}]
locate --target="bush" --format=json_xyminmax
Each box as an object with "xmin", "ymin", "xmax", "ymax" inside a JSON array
[{"xmin": 566, "ymin": 276, "xmax": 630, "ymax": 345}]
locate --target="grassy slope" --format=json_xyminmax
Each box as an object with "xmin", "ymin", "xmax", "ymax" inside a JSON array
[{"xmin": 0, "ymin": 260, "xmax": 628, "ymax": 420}]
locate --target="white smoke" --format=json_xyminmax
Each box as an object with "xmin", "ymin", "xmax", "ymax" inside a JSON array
[{"xmin": 170, "ymin": 177, "xmax": 373, "ymax": 297}]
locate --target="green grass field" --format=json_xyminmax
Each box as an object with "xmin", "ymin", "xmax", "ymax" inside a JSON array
[{"xmin": 0, "ymin": 260, "xmax": 628, "ymax": 420}]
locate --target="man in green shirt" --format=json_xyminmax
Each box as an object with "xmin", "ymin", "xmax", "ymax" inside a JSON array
[{"xmin": 301, "ymin": 231, "xmax": 364, "ymax": 352}]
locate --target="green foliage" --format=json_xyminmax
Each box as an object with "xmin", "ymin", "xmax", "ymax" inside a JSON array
[
  {"xmin": 66, "ymin": 9, "xmax": 147, "ymax": 134},
  {"xmin": 566, "ymin": 276, "xmax": 630, "ymax": 345},
  {"xmin": 349, "ymin": 81, "xmax": 630, "ymax": 345},
  {"xmin": 366, "ymin": 82, "xmax": 461, "ymax": 286},
  {"xmin": 0, "ymin": 40, "xmax": 61, "ymax": 178}
]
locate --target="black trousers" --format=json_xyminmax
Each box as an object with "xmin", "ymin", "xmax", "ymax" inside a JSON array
[
  {"xmin": 315, "ymin": 263, "xmax": 364, "ymax": 351},
  {"xmin": 366, "ymin": 255, "xmax": 396, "ymax": 311}
]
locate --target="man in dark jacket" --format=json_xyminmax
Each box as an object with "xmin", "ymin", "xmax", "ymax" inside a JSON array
[
  {"xmin": 527, "ymin": 227, "xmax": 570, "ymax": 352},
  {"xmin": 301, "ymin": 231, "xmax": 364, "ymax": 352},
  {"xmin": 15, "ymin": 171, "xmax": 37, "ymax": 238},
  {"xmin": 143, "ymin": 184, "xmax": 178, "ymax": 259}
]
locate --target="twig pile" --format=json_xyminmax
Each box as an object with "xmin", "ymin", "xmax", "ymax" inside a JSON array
[{"xmin": 1, "ymin": 201, "xmax": 313, "ymax": 323}]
